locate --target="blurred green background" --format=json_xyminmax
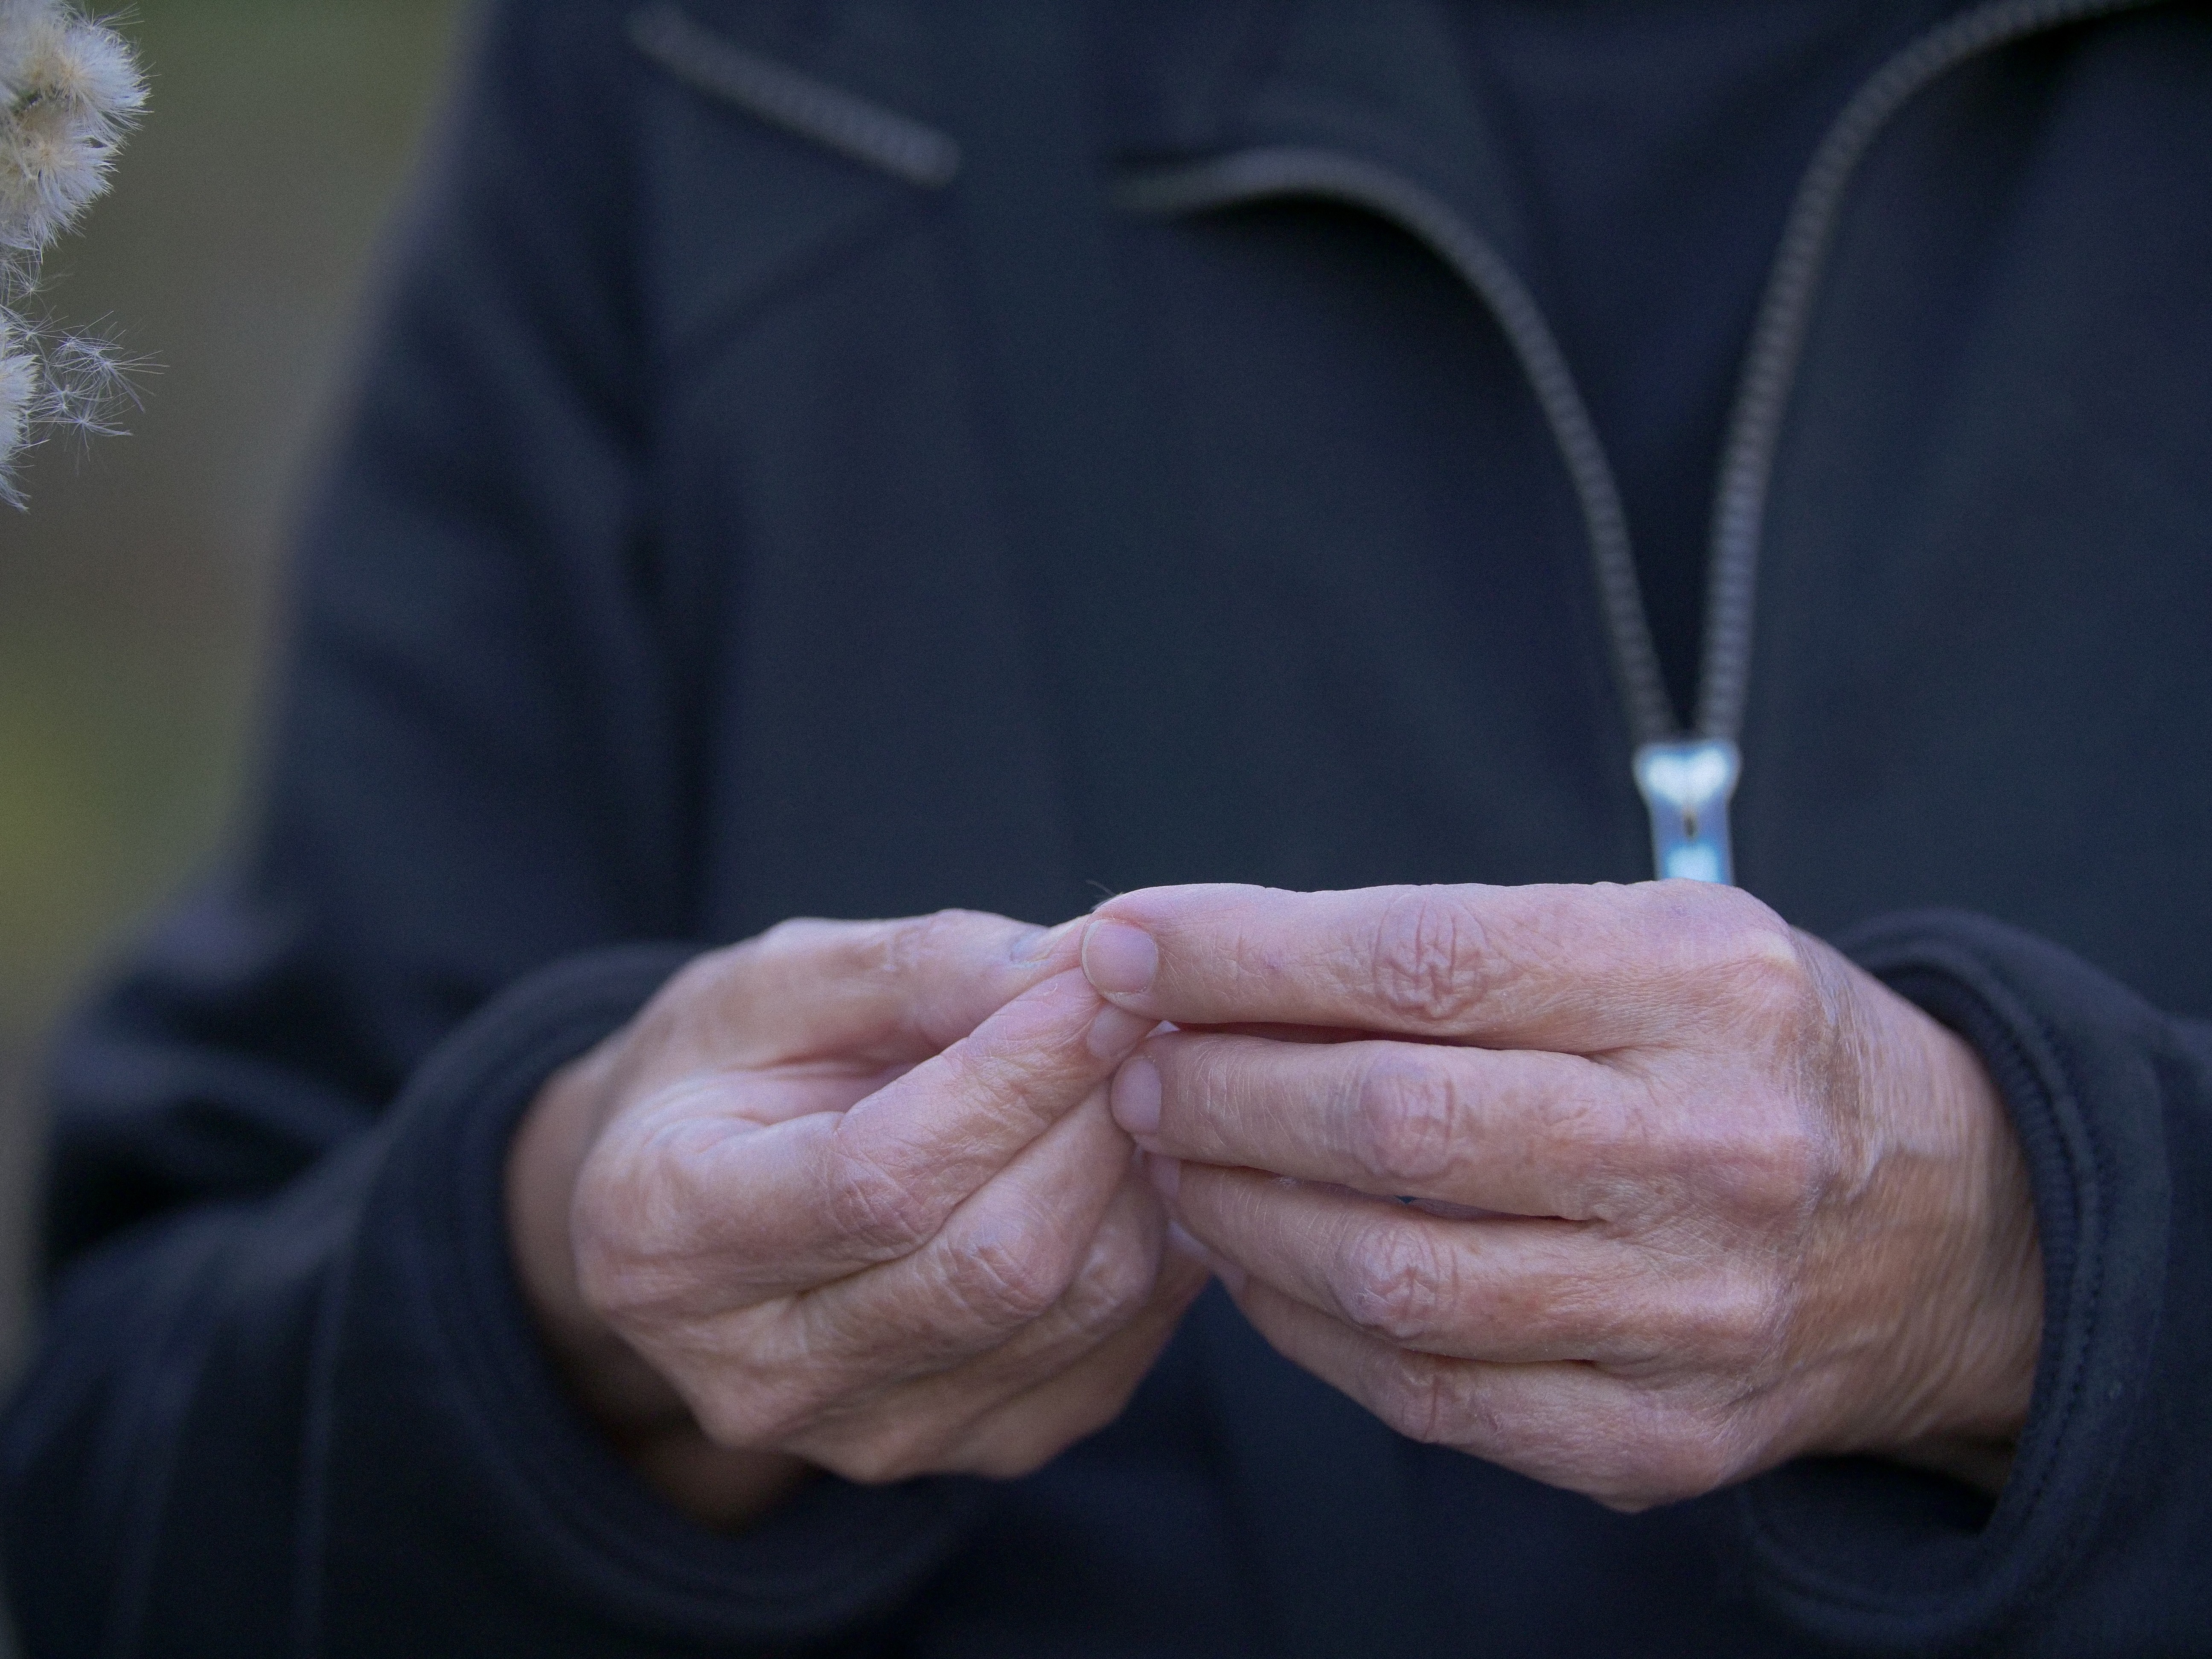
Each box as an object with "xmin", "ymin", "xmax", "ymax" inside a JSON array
[{"xmin": 0, "ymin": 0, "xmax": 465, "ymax": 1423}]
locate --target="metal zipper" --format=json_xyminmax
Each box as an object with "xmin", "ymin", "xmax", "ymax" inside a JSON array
[{"xmin": 1113, "ymin": 0, "xmax": 2164, "ymax": 884}]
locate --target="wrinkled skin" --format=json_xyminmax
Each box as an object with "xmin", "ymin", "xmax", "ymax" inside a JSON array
[
  {"xmin": 509, "ymin": 880, "xmax": 2042, "ymax": 1530},
  {"xmin": 1083, "ymin": 881, "xmax": 2044, "ymax": 1510},
  {"xmin": 509, "ymin": 910, "xmax": 1207, "ymax": 1527}
]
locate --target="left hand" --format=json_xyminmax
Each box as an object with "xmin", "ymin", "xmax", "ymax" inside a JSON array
[{"xmin": 1080, "ymin": 880, "xmax": 2044, "ymax": 1510}]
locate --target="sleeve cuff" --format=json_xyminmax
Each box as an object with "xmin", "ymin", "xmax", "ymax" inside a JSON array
[
  {"xmin": 1736, "ymin": 908, "xmax": 2175, "ymax": 1653},
  {"xmin": 312, "ymin": 943, "xmax": 990, "ymax": 1650}
]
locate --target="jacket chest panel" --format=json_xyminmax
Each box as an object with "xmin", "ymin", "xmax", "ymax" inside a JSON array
[
  {"xmin": 672, "ymin": 203, "xmax": 1659, "ymax": 934},
  {"xmin": 1746, "ymin": 27, "xmax": 2212, "ymax": 1007},
  {"xmin": 643, "ymin": 12, "xmax": 2212, "ymax": 1004}
]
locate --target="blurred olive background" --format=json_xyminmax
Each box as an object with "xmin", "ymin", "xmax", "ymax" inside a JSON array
[{"xmin": 0, "ymin": 0, "xmax": 466, "ymax": 1424}]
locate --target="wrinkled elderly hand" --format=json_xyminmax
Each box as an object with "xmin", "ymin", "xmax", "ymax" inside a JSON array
[
  {"xmin": 509, "ymin": 911, "xmax": 1207, "ymax": 1528},
  {"xmin": 1082, "ymin": 881, "xmax": 2044, "ymax": 1511}
]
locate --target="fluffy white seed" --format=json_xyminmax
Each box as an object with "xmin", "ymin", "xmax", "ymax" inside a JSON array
[
  {"xmin": 0, "ymin": 6, "xmax": 144, "ymax": 257},
  {"xmin": 0, "ymin": 326, "xmax": 37, "ymax": 472},
  {"xmin": 0, "ymin": 1, "xmax": 143, "ymax": 491}
]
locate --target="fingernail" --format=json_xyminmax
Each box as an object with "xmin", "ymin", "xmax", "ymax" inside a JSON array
[
  {"xmin": 1144, "ymin": 1150, "xmax": 1181, "ymax": 1204},
  {"xmin": 1111, "ymin": 1056, "xmax": 1162, "ymax": 1136},
  {"xmin": 1086, "ymin": 1002, "xmax": 1156, "ymax": 1061},
  {"xmin": 1083, "ymin": 919, "xmax": 1158, "ymax": 998}
]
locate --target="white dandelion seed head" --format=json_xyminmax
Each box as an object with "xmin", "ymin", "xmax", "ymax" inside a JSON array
[
  {"xmin": 0, "ymin": 1, "xmax": 144, "ymax": 502},
  {"xmin": 12, "ymin": 9, "xmax": 143, "ymax": 116},
  {"xmin": 0, "ymin": 3, "xmax": 145, "ymax": 260}
]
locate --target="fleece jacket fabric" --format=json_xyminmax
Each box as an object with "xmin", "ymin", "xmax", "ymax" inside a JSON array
[{"xmin": 6, "ymin": 1, "xmax": 2212, "ymax": 1653}]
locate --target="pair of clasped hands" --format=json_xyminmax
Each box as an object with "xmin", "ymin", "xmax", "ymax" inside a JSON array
[{"xmin": 510, "ymin": 882, "xmax": 2045, "ymax": 1529}]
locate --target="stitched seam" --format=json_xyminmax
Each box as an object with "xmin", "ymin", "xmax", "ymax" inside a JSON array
[{"xmin": 628, "ymin": 4, "xmax": 959, "ymax": 188}]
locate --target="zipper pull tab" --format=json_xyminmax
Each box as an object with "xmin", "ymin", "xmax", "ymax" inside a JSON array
[{"xmin": 1633, "ymin": 739, "xmax": 1740, "ymax": 884}]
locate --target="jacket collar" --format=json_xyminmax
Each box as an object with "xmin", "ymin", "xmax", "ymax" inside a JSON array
[{"xmin": 1102, "ymin": 0, "xmax": 1543, "ymax": 272}]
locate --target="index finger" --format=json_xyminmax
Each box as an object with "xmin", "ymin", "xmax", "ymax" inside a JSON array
[
  {"xmin": 1082, "ymin": 881, "xmax": 1795, "ymax": 1051},
  {"xmin": 655, "ymin": 967, "xmax": 1158, "ymax": 1286},
  {"xmin": 657, "ymin": 907, "xmax": 1091, "ymax": 1074},
  {"xmin": 832, "ymin": 967, "xmax": 1154, "ymax": 1223}
]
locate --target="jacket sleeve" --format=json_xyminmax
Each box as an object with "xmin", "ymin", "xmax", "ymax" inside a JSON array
[
  {"xmin": 1739, "ymin": 909, "xmax": 2212, "ymax": 1655},
  {"xmin": 0, "ymin": 3, "xmax": 982, "ymax": 1651}
]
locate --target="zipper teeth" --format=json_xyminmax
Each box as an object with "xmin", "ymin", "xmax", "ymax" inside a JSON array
[
  {"xmin": 1698, "ymin": 0, "xmax": 2168, "ymax": 741},
  {"xmin": 1115, "ymin": 0, "xmax": 2168, "ymax": 756},
  {"xmin": 1116, "ymin": 150, "xmax": 1680, "ymax": 747}
]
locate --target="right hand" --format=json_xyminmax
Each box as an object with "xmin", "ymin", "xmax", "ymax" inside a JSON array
[{"xmin": 507, "ymin": 910, "xmax": 1210, "ymax": 1529}]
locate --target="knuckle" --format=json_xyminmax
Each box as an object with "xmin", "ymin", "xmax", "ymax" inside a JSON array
[
  {"xmin": 1622, "ymin": 1418, "xmax": 1746, "ymax": 1509},
  {"xmin": 1628, "ymin": 1092, "xmax": 1836, "ymax": 1233},
  {"xmin": 1732, "ymin": 950, "xmax": 1816, "ymax": 1034},
  {"xmin": 569, "ymin": 1159, "xmax": 693, "ymax": 1323},
  {"xmin": 886, "ymin": 907, "xmax": 1015, "ymax": 985},
  {"xmin": 1695, "ymin": 896, "xmax": 1814, "ymax": 1016},
  {"xmin": 826, "ymin": 1449, "xmax": 903, "ymax": 1485},
  {"xmin": 753, "ymin": 914, "xmax": 840, "ymax": 964},
  {"xmin": 655, "ymin": 946, "xmax": 739, "ymax": 1011},
  {"xmin": 1338, "ymin": 1223, "xmax": 1462, "ymax": 1347},
  {"xmin": 887, "ymin": 908, "xmax": 969, "ymax": 974},
  {"xmin": 1575, "ymin": 1388, "xmax": 1756, "ymax": 1510},
  {"xmin": 1767, "ymin": 1121, "xmax": 1832, "ymax": 1212},
  {"xmin": 690, "ymin": 1388, "xmax": 780, "ymax": 1450},
  {"xmin": 571, "ymin": 1254, "xmax": 649, "ymax": 1332},
  {"xmin": 1706, "ymin": 1106, "xmax": 1834, "ymax": 1222},
  {"xmin": 570, "ymin": 1229, "xmax": 671, "ymax": 1330},
  {"xmin": 688, "ymin": 1360, "xmax": 826, "ymax": 1448},
  {"xmin": 825, "ymin": 1425, "xmax": 939, "ymax": 1487},
  {"xmin": 1703, "ymin": 1270, "xmax": 1793, "ymax": 1370},
  {"xmin": 1062, "ymin": 1234, "xmax": 1156, "ymax": 1334},
  {"xmin": 1366, "ymin": 889, "xmax": 1492, "ymax": 1027},
  {"xmin": 1625, "ymin": 1260, "xmax": 1791, "ymax": 1377},
  {"xmin": 1365, "ymin": 1349, "xmax": 1470, "ymax": 1446},
  {"xmin": 940, "ymin": 1229, "xmax": 1073, "ymax": 1330},
  {"xmin": 825, "ymin": 1136, "xmax": 937, "ymax": 1256},
  {"xmin": 1685, "ymin": 879, "xmax": 1789, "ymax": 941},
  {"xmin": 1348, "ymin": 1051, "xmax": 1464, "ymax": 1187}
]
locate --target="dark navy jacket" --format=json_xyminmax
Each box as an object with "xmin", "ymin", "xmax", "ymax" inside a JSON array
[{"xmin": 6, "ymin": 1, "xmax": 2212, "ymax": 1653}]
